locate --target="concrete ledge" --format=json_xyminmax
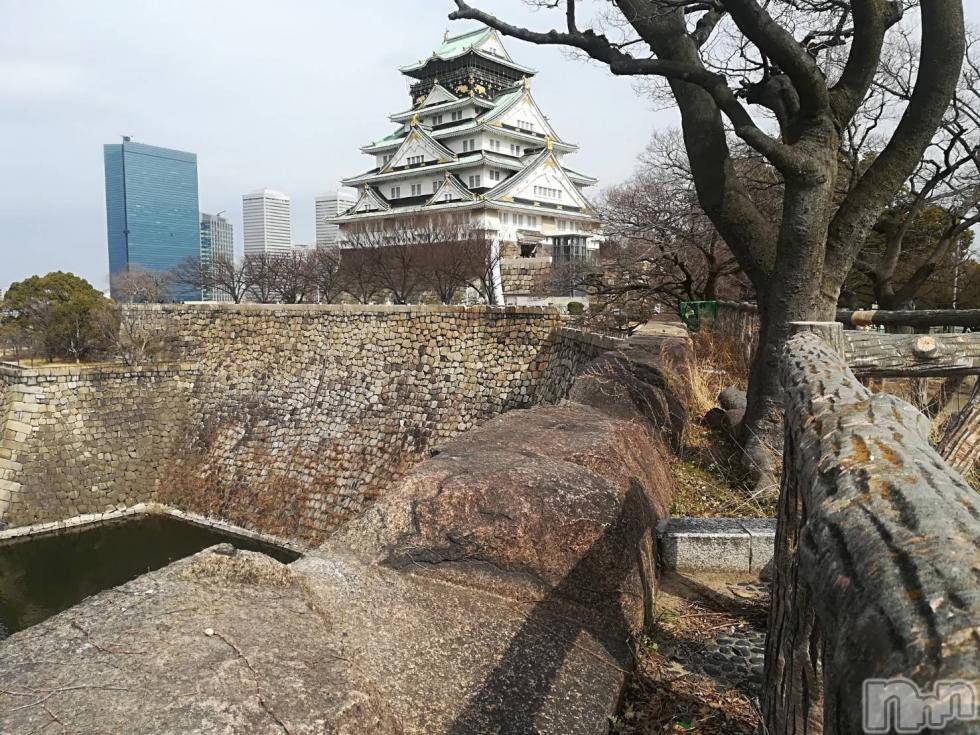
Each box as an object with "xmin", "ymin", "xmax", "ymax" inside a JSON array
[{"xmin": 657, "ymin": 517, "xmax": 775, "ymax": 574}]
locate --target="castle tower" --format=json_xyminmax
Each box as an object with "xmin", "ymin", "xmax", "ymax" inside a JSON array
[{"xmin": 332, "ymin": 26, "xmax": 600, "ymax": 304}]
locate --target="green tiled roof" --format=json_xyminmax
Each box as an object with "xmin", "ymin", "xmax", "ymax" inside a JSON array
[
  {"xmin": 435, "ymin": 27, "xmax": 493, "ymax": 59},
  {"xmin": 369, "ymin": 129, "xmax": 408, "ymax": 147},
  {"xmin": 399, "ymin": 27, "xmax": 535, "ymax": 75}
]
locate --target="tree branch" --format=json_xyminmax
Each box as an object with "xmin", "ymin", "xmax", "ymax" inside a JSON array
[
  {"xmin": 449, "ymin": 0, "xmax": 800, "ymax": 172},
  {"xmin": 823, "ymin": 0, "xmax": 966, "ymax": 300},
  {"xmin": 719, "ymin": 0, "xmax": 831, "ymax": 117},
  {"xmin": 829, "ymin": 0, "xmax": 902, "ymax": 125}
]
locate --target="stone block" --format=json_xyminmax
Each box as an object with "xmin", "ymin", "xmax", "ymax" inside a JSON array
[
  {"xmin": 738, "ymin": 518, "xmax": 777, "ymax": 572},
  {"xmin": 656, "ymin": 517, "xmax": 754, "ymax": 573}
]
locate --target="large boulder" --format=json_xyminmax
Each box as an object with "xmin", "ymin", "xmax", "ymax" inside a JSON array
[
  {"xmin": 0, "ymin": 546, "xmax": 402, "ymax": 735},
  {"xmin": 0, "ymin": 544, "xmax": 635, "ymax": 735},
  {"xmin": 326, "ymin": 403, "xmax": 673, "ymax": 633},
  {"xmin": 567, "ymin": 350, "xmax": 688, "ymax": 451}
]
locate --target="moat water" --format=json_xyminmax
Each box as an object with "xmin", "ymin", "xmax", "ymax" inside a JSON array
[{"xmin": 0, "ymin": 515, "xmax": 300, "ymax": 639}]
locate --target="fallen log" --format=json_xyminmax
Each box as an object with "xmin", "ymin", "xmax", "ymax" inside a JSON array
[
  {"xmin": 844, "ymin": 331, "xmax": 980, "ymax": 377},
  {"xmin": 765, "ymin": 331, "xmax": 980, "ymax": 734},
  {"xmin": 837, "ymin": 308, "xmax": 980, "ymax": 329}
]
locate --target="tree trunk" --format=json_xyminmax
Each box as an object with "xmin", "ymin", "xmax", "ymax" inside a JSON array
[{"xmin": 740, "ymin": 165, "xmax": 837, "ymax": 490}]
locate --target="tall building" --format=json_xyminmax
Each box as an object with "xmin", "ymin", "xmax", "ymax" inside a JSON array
[
  {"xmin": 242, "ymin": 189, "xmax": 292, "ymax": 256},
  {"xmin": 200, "ymin": 212, "xmax": 234, "ymax": 302},
  {"xmin": 315, "ymin": 189, "xmax": 357, "ymax": 248},
  {"xmin": 103, "ymin": 138, "xmax": 201, "ymax": 301},
  {"xmin": 332, "ymin": 26, "xmax": 599, "ymax": 304}
]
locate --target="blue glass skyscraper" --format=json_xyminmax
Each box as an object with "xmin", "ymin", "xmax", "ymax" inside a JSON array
[{"xmin": 103, "ymin": 139, "xmax": 201, "ymax": 301}]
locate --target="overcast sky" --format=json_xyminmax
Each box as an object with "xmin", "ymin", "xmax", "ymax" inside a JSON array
[
  {"xmin": 2, "ymin": 2, "xmax": 978, "ymax": 293},
  {"xmin": 0, "ymin": 0, "xmax": 672, "ymax": 292}
]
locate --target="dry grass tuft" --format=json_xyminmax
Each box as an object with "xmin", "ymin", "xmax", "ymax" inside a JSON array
[
  {"xmin": 664, "ymin": 331, "xmax": 749, "ymax": 420},
  {"xmin": 659, "ymin": 329, "xmax": 775, "ymax": 516}
]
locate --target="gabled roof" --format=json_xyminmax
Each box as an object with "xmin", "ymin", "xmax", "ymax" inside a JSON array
[
  {"xmin": 349, "ymin": 186, "xmax": 391, "ymax": 214},
  {"xmin": 563, "ymin": 166, "xmax": 599, "ymax": 186},
  {"xmin": 381, "ymin": 125, "xmax": 457, "ymax": 173},
  {"xmin": 342, "ymin": 151, "xmax": 525, "ymax": 187},
  {"xmin": 486, "ymin": 149, "xmax": 595, "ymax": 213},
  {"xmin": 479, "ymin": 86, "xmax": 563, "ymax": 143},
  {"xmin": 426, "ymin": 173, "xmax": 476, "ymax": 206},
  {"xmin": 366, "ymin": 84, "xmax": 576, "ymax": 153},
  {"xmin": 400, "ymin": 27, "xmax": 535, "ymax": 76},
  {"xmin": 416, "ymin": 83, "xmax": 457, "ymax": 109}
]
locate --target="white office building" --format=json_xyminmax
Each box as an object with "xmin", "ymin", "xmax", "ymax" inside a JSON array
[
  {"xmin": 243, "ymin": 189, "xmax": 292, "ymax": 255},
  {"xmin": 315, "ymin": 189, "xmax": 357, "ymax": 248}
]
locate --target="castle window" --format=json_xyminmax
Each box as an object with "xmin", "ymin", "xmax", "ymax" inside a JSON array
[
  {"xmin": 510, "ymin": 144, "xmax": 522, "ymax": 157},
  {"xmin": 468, "ymin": 174, "xmax": 482, "ymax": 188},
  {"xmin": 407, "ymin": 155, "xmax": 424, "ymax": 166},
  {"xmin": 431, "ymin": 114, "xmax": 443, "ymax": 125},
  {"xmin": 410, "ymin": 183, "xmax": 422, "ymax": 196},
  {"xmin": 518, "ymin": 120, "xmax": 533, "ymax": 132},
  {"xmin": 489, "ymin": 169, "xmax": 502, "ymax": 182},
  {"xmin": 390, "ymin": 186, "xmax": 401, "ymax": 199},
  {"xmin": 451, "ymin": 110, "xmax": 464, "ymax": 121}
]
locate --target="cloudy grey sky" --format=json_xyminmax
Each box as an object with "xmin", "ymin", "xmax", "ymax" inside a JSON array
[
  {"xmin": 0, "ymin": 0, "xmax": 674, "ymax": 292},
  {"xmin": 2, "ymin": 2, "xmax": 977, "ymax": 293}
]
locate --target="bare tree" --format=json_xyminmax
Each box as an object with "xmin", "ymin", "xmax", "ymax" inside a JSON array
[
  {"xmin": 337, "ymin": 248, "xmax": 382, "ymax": 304},
  {"xmin": 242, "ymin": 253, "xmax": 285, "ymax": 304},
  {"xmin": 101, "ymin": 269, "xmax": 176, "ymax": 366},
  {"xmin": 457, "ymin": 225, "xmax": 502, "ymax": 304},
  {"xmin": 98, "ymin": 307, "xmax": 176, "ymax": 367},
  {"xmin": 171, "ymin": 255, "xmax": 254, "ymax": 304},
  {"xmin": 848, "ymin": 37, "xmax": 980, "ymax": 311},
  {"xmin": 596, "ymin": 137, "xmax": 751, "ymax": 310},
  {"xmin": 110, "ymin": 266, "xmax": 171, "ymax": 304},
  {"xmin": 448, "ymin": 0, "xmax": 966, "ymax": 481},
  {"xmin": 414, "ymin": 214, "xmax": 496, "ymax": 303},
  {"xmin": 269, "ymin": 252, "xmax": 316, "ymax": 304},
  {"xmin": 307, "ymin": 247, "xmax": 344, "ymax": 303},
  {"xmin": 342, "ymin": 218, "xmax": 431, "ymax": 304},
  {"xmin": 340, "ymin": 214, "xmax": 498, "ymax": 304}
]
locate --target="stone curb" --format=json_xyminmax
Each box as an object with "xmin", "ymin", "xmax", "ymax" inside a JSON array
[
  {"xmin": 656, "ymin": 517, "xmax": 775, "ymax": 574},
  {"xmin": 0, "ymin": 503, "xmax": 307, "ymax": 555}
]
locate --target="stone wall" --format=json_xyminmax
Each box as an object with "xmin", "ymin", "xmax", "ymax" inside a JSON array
[
  {"xmin": 0, "ymin": 306, "xmax": 619, "ymax": 541},
  {"xmin": 0, "ymin": 364, "xmax": 197, "ymax": 527},
  {"xmin": 0, "ymin": 322, "xmax": 686, "ymax": 735},
  {"xmin": 501, "ymin": 258, "xmax": 552, "ymax": 299}
]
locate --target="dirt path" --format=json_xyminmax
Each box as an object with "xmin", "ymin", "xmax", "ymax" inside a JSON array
[{"xmin": 614, "ymin": 572, "xmax": 769, "ymax": 734}]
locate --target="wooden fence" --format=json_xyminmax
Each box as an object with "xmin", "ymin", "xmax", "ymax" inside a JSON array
[{"xmin": 712, "ymin": 301, "xmax": 980, "ymax": 476}]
